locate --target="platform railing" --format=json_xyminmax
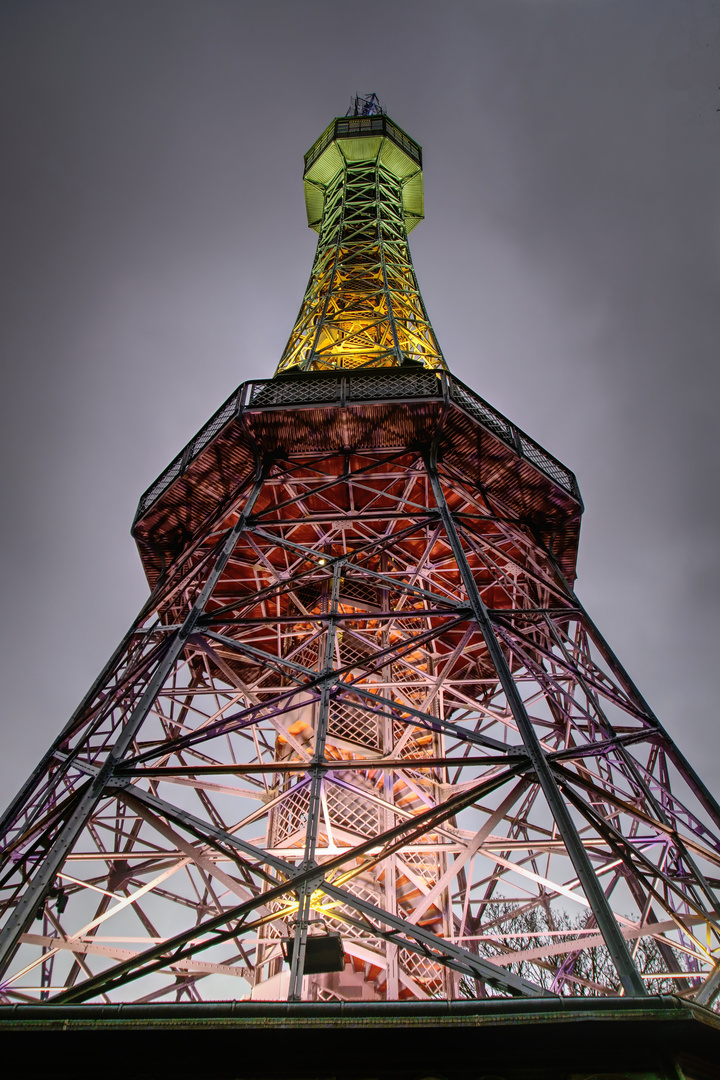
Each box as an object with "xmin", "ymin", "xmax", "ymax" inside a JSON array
[
  {"xmin": 304, "ymin": 115, "xmax": 422, "ymax": 175},
  {"xmin": 133, "ymin": 371, "xmax": 580, "ymax": 525}
]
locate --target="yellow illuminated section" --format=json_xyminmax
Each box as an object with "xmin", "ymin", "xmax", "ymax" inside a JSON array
[{"xmin": 275, "ymin": 119, "xmax": 447, "ymax": 374}]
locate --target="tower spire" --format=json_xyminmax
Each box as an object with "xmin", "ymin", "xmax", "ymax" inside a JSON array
[{"xmin": 276, "ymin": 110, "xmax": 445, "ymax": 373}]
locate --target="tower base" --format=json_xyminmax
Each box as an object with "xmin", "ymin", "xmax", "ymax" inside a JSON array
[{"xmin": 1, "ymin": 997, "xmax": 718, "ymax": 1080}]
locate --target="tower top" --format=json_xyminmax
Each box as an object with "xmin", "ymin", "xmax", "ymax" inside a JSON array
[{"xmin": 278, "ymin": 106, "xmax": 442, "ymax": 373}]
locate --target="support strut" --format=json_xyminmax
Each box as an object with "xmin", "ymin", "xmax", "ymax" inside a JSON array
[{"xmin": 424, "ymin": 445, "xmax": 646, "ymax": 998}]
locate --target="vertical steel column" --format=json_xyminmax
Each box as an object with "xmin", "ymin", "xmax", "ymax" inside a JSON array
[
  {"xmin": 424, "ymin": 447, "xmax": 646, "ymax": 998},
  {"xmin": 0, "ymin": 459, "xmax": 270, "ymax": 978},
  {"xmin": 380, "ymin": 557, "xmax": 400, "ymax": 998},
  {"xmin": 287, "ymin": 561, "xmax": 342, "ymax": 1001}
]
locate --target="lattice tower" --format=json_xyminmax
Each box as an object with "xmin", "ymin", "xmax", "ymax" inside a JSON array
[
  {"xmin": 1, "ymin": 106, "xmax": 719, "ymax": 1009},
  {"xmin": 276, "ymin": 114, "xmax": 445, "ymax": 374}
]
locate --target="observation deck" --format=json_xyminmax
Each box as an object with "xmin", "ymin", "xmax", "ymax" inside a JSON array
[
  {"xmin": 132, "ymin": 368, "xmax": 582, "ymax": 588},
  {"xmin": 302, "ymin": 113, "xmax": 424, "ymax": 233}
]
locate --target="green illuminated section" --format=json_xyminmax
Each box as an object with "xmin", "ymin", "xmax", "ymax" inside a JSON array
[{"xmin": 275, "ymin": 115, "xmax": 446, "ymax": 374}]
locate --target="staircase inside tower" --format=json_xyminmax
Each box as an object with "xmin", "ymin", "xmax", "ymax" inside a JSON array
[{"xmin": 251, "ymin": 573, "xmax": 455, "ymax": 1002}]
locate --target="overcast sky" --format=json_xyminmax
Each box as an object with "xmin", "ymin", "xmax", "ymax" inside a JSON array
[{"xmin": 1, "ymin": 0, "xmax": 719, "ymax": 809}]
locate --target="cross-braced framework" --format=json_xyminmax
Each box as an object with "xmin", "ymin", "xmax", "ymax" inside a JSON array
[
  {"xmin": 1, "ymin": 106, "xmax": 720, "ymax": 1011},
  {"xmin": 275, "ymin": 115, "xmax": 445, "ymax": 374},
  {"xmin": 1, "ymin": 438, "xmax": 720, "ymax": 1006}
]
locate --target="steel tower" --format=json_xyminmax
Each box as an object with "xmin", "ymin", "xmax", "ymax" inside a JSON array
[{"xmin": 1, "ymin": 98, "xmax": 720, "ymax": 1008}]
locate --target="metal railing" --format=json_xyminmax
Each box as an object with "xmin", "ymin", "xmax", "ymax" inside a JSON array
[
  {"xmin": 134, "ymin": 371, "xmax": 580, "ymax": 525},
  {"xmin": 134, "ymin": 388, "xmax": 242, "ymax": 520},
  {"xmin": 304, "ymin": 116, "xmax": 422, "ymax": 176}
]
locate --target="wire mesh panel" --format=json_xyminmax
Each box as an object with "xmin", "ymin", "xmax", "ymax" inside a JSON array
[
  {"xmin": 328, "ymin": 700, "xmax": 382, "ymax": 752},
  {"xmin": 187, "ymin": 396, "xmax": 238, "ymax": 458},
  {"xmin": 249, "ymin": 378, "xmax": 342, "ymax": 408},
  {"xmin": 450, "ymin": 380, "xmax": 513, "ymax": 442},
  {"xmin": 136, "ymin": 456, "xmax": 185, "ymax": 519},
  {"xmin": 346, "ymin": 371, "xmax": 440, "ymax": 402},
  {"xmin": 134, "ymin": 388, "xmax": 241, "ymax": 519}
]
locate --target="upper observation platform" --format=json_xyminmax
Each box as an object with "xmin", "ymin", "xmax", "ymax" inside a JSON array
[{"xmin": 302, "ymin": 113, "xmax": 425, "ymax": 233}]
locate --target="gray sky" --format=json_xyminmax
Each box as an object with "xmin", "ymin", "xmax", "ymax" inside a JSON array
[{"xmin": 1, "ymin": 0, "xmax": 719, "ymax": 808}]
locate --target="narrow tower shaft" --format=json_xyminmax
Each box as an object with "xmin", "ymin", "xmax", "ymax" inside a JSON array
[{"xmin": 277, "ymin": 114, "xmax": 446, "ymax": 373}]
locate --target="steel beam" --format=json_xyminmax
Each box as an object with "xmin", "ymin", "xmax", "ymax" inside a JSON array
[
  {"xmin": 424, "ymin": 447, "xmax": 647, "ymax": 997},
  {"xmin": 0, "ymin": 460, "xmax": 269, "ymax": 979}
]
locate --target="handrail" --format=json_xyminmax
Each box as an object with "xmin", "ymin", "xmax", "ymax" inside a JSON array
[
  {"xmin": 304, "ymin": 116, "xmax": 422, "ymax": 176},
  {"xmin": 133, "ymin": 371, "xmax": 581, "ymax": 526}
]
